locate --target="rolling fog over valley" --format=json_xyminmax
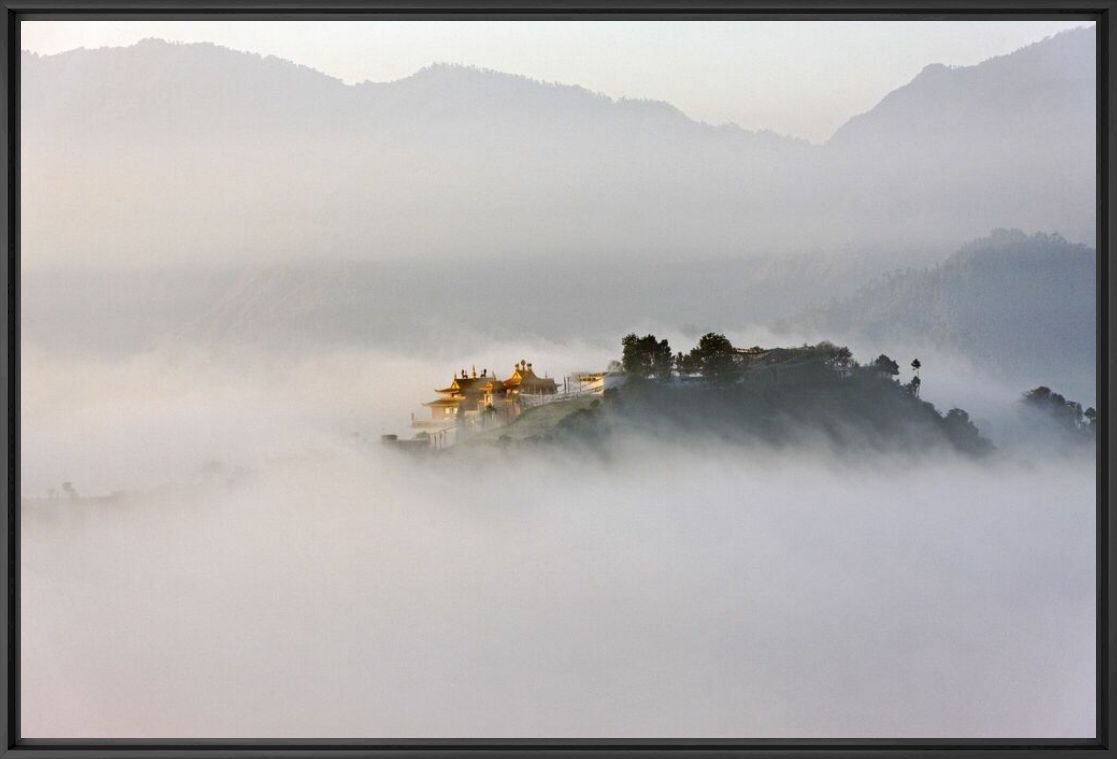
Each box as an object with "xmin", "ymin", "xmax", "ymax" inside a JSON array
[
  {"xmin": 19, "ymin": 21, "xmax": 1097, "ymax": 739},
  {"xmin": 21, "ymin": 325, "xmax": 1097, "ymax": 736},
  {"xmin": 22, "ymin": 442, "xmax": 1094, "ymax": 737}
]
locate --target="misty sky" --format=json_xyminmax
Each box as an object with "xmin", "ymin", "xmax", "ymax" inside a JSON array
[{"xmin": 20, "ymin": 19, "xmax": 1091, "ymax": 142}]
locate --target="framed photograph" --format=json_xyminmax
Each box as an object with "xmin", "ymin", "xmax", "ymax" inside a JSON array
[{"xmin": 4, "ymin": 1, "xmax": 1111, "ymax": 756}]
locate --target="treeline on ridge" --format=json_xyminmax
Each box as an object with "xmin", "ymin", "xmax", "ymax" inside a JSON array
[{"xmin": 542, "ymin": 332, "xmax": 994, "ymax": 457}]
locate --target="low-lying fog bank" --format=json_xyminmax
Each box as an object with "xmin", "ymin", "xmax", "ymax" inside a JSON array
[
  {"xmin": 22, "ymin": 442, "xmax": 1094, "ymax": 738},
  {"xmin": 20, "ymin": 339, "xmax": 618, "ymax": 497},
  {"xmin": 20, "ymin": 338, "xmax": 1096, "ymax": 738}
]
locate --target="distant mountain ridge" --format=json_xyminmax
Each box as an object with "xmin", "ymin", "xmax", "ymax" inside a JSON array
[
  {"xmin": 22, "ymin": 40, "xmax": 807, "ymax": 144},
  {"xmin": 830, "ymin": 27, "xmax": 1094, "ymax": 147},
  {"xmin": 20, "ymin": 28, "xmax": 1095, "ymax": 270}
]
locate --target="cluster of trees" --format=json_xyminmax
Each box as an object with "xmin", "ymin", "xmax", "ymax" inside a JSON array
[
  {"xmin": 676, "ymin": 333, "xmax": 737, "ymax": 381},
  {"xmin": 620, "ymin": 334, "xmax": 673, "ymax": 380},
  {"xmin": 622, "ymin": 332, "xmax": 740, "ymax": 382},
  {"xmin": 621, "ymin": 333, "xmax": 918, "ymax": 389},
  {"xmin": 1021, "ymin": 386, "xmax": 1096, "ymax": 437},
  {"xmin": 872, "ymin": 354, "xmax": 922, "ymax": 395},
  {"xmin": 598, "ymin": 334, "xmax": 992, "ymax": 457},
  {"xmin": 816, "ymin": 341, "xmax": 854, "ymax": 368},
  {"xmin": 618, "ymin": 337, "xmax": 1094, "ymax": 453},
  {"xmin": 941, "ymin": 407, "xmax": 982, "ymax": 445}
]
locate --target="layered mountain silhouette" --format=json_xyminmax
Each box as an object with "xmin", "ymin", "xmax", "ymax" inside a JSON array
[
  {"xmin": 781, "ymin": 229, "xmax": 1095, "ymax": 389},
  {"xmin": 826, "ymin": 29, "xmax": 1095, "ymax": 253},
  {"xmin": 21, "ymin": 27, "xmax": 1094, "ymax": 270}
]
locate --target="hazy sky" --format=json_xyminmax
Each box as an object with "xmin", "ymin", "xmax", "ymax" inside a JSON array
[{"xmin": 21, "ymin": 20, "xmax": 1091, "ymax": 141}]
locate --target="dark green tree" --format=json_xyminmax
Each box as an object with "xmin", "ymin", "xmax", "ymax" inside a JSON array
[
  {"xmin": 873, "ymin": 354, "xmax": 900, "ymax": 379},
  {"xmin": 831, "ymin": 346, "xmax": 854, "ymax": 367},
  {"xmin": 650, "ymin": 338, "xmax": 673, "ymax": 380},
  {"xmin": 942, "ymin": 408, "xmax": 992, "ymax": 455},
  {"xmin": 621, "ymin": 334, "xmax": 641, "ymax": 375},
  {"xmin": 690, "ymin": 332, "xmax": 737, "ymax": 383},
  {"xmin": 621, "ymin": 333, "xmax": 673, "ymax": 380},
  {"xmin": 676, "ymin": 350, "xmax": 701, "ymax": 375},
  {"xmin": 1023, "ymin": 386, "xmax": 1092, "ymax": 434},
  {"xmin": 816, "ymin": 341, "xmax": 854, "ymax": 368}
]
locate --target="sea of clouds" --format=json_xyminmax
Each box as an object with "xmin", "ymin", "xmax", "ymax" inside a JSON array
[{"xmin": 19, "ymin": 337, "xmax": 1096, "ymax": 738}]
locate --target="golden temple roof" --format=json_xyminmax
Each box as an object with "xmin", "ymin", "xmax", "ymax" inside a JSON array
[
  {"xmin": 425, "ymin": 360, "xmax": 555, "ymax": 411},
  {"xmin": 423, "ymin": 397, "xmax": 464, "ymax": 408}
]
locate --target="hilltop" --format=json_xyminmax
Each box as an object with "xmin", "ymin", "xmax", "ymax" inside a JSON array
[{"xmin": 451, "ymin": 341, "xmax": 993, "ymax": 458}]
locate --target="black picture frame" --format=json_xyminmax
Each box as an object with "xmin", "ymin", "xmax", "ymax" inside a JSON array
[{"xmin": 2, "ymin": 2, "xmax": 1112, "ymax": 756}]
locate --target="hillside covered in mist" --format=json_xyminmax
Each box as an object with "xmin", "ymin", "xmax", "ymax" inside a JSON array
[
  {"xmin": 462, "ymin": 346, "xmax": 995, "ymax": 459},
  {"xmin": 21, "ymin": 27, "xmax": 1094, "ymax": 271},
  {"xmin": 783, "ymin": 230, "xmax": 1095, "ymax": 390}
]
